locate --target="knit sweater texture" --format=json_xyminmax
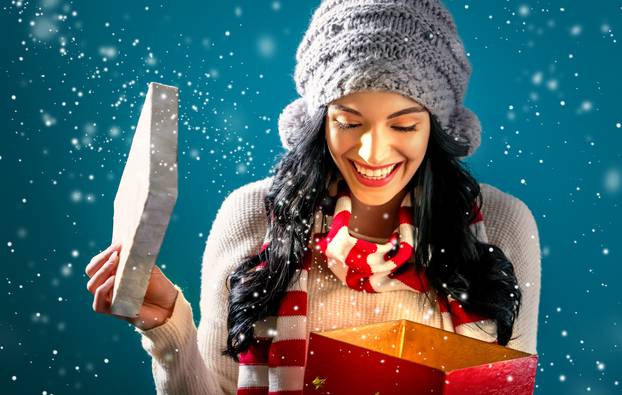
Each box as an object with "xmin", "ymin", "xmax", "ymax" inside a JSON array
[{"xmin": 134, "ymin": 176, "xmax": 541, "ymax": 395}]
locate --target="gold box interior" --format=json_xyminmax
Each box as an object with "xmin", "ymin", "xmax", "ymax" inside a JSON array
[{"xmin": 316, "ymin": 319, "xmax": 531, "ymax": 372}]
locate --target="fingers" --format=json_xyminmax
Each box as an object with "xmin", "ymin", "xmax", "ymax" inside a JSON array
[
  {"xmin": 86, "ymin": 251, "xmax": 119, "ymax": 294},
  {"xmin": 85, "ymin": 243, "xmax": 121, "ymax": 277},
  {"xmin": 92, "ymin": 274, "xmax": 116, "ymax": 314}
]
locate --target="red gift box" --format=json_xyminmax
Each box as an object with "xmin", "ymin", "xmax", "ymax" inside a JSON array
[{"xmin": 303, "ymin": 319, "xmax": 537, "ymax": 394}]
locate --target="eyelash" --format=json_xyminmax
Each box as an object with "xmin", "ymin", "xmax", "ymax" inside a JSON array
[{"xmin": 333, "ymin": 120, "xmax": 417, "ymax": 132}]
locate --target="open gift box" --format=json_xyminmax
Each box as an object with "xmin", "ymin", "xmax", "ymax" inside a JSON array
[{"xmin": 302, "ymin": 319, "xmax": 537, "ymax": 395}]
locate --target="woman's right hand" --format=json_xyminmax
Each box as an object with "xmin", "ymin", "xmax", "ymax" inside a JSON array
[{"xmin": 85, "ymin": 243, "xmax": 180, "ymax": 331}]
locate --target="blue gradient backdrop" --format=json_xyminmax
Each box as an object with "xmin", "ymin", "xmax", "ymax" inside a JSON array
[{"xmin": 1, "ymin": 1, "xmax": 620, "ymax": 394}]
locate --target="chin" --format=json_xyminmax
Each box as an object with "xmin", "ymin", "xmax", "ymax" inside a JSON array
[{"xmin": 347, "ymin": 184, "xmax": 401, "ymax": 206}]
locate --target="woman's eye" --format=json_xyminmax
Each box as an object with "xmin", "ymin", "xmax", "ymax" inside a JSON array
[
  {"xmin": 334, "ymin": 120, "xmax": 361, "ymax": 129},
  {"xmin": 392, "ymin": 125, "xmax": 418, "ymax": 132},
  {"xmin": 333, "ymin": 119, "xmax": 417, "ymax": 132}
]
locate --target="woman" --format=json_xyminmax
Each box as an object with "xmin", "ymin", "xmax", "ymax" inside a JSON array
[{"xmin": 85, "ymin": 1, "xmax": 541, "ymax": 394}]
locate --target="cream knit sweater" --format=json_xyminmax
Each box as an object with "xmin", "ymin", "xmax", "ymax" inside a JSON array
[{"xmin": 134, "ymin": 176, "xmax": 541, "ymax": 395}]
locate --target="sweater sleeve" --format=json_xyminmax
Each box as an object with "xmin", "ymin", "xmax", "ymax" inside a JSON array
[
  {"xmin": 480, "ymin": 183, "xmax": 542, "ymax": 355},
  {"xmin": 134, "ymin": 176, "xmax": 273, "ymax": 395},
  {"xmin": 133, "ymin": 285, "xmax": 224, "ymax": 394}
]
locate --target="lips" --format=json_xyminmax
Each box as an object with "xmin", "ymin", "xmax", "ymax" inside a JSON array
[
  {"xmin": 352, "ymin": 160, "xmax": 401, "ymax": 170},
  {"xmin": 349, "ymin": 159, "xmax": 402, "ymax": 187},
  {"xmin": 352, "ymin": 161, "xmax": 398, "ymax": 177}
]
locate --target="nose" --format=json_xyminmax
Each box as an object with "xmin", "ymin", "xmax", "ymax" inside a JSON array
[{"xmin": 357, "ymin": 128, "xmax": 392, "ymax": 165}]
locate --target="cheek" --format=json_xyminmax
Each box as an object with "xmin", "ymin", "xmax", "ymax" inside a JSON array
[
  {"xmin": 400, "ymin": 132, "xmax": 429, "ymax": 161},
  {"xmin": 398, "ymin": 133, "xmax": 429, "ymax": 176},
  {"xmin": 326, "ymin": 127, "xmax": 355, "ymax": 156}
]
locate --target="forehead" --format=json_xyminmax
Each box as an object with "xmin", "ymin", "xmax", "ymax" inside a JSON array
[
  {"xmin": 329, "ymin": 90, "xmax": 427, "ymax": 116},
  {"xmin": 329, "ymin": 92, "xmax": 427, "ymax": 119}
]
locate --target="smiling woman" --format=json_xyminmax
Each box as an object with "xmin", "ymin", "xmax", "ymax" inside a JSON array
[
  {"xmin": 118, "ymin": 1, "xmax": 542, "ymax": 394},
  {"xmin": 324, "ymin": 91, "xmax": 432, "ymax": 240},
  {"xmin": 325, "ymin": 90, "xmax": 432, "ymax": 239},
  {"xmin": 215, "ymin": 100, "xmax": 539, "ymax": 394}
]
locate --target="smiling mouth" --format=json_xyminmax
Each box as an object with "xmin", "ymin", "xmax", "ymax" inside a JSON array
[{"xmin": 349, "ymin": 160, "xmax": 402, "ymax": 180}]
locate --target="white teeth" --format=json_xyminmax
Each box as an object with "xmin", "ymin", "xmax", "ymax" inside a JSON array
[{"xmin": 353, "ymin": 162, "xmax": 397, "ymax": 179}]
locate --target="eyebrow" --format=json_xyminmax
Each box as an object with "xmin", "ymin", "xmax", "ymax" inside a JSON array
[{"xmin": 331, "ymin": 103, "xmax": 426, "ymax": 119}]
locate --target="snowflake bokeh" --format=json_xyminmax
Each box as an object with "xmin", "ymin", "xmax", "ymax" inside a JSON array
[{"xmin": 1, "ymin": 1, "xmax": 621, "ymax": 394}]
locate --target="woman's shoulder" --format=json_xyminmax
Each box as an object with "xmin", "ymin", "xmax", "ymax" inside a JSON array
[
  {"xmin": 210, "ymin": 176, "xmax": 274, "ymax": 238},
  {"xmin": 202, "ymin": 176, "xmax": 274, "ymax": 270},
  {"xmin": 220, "ymin": 176, "xmax": 274, "ymax": 210},
  {"xmin": 477, "ymin": 182, "xmax": 540, "ymax": 272},
  {"xmin": 477, "ymin": 182, "xmax": 538, "ymax": 235}
]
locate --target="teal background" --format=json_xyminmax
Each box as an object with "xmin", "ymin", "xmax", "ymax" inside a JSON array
[{"xmin": 1, "ymin": 0, "xmax": 621, "ymax": 393}]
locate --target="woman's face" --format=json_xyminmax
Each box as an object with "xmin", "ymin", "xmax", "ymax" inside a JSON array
[{"xmin": 325, "ymin": 90, "xmax": 431, "ymax": 206}]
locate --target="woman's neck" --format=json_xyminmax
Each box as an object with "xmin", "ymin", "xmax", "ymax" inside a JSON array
[{"xmin": 348, "ymin": 188, "xmax": 409, "ymax": 242}]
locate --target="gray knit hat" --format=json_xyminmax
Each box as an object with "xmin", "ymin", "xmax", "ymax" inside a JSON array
[{"xmin": 278, "ymin": 0, "xmax": 481, "ymax": 157}]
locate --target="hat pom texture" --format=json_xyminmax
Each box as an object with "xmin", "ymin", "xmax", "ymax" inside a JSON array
[{"xmin": 278, "ymin": 97, "xmax": 310, "ymax": 151}]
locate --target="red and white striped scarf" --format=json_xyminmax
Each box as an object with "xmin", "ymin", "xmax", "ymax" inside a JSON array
[{"xmin": 236, "ymin": 179, "xmax": 496, "ymax": 395}]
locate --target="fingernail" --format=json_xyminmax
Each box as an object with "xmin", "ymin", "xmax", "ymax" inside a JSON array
[{"xmin": 111, "ymin": 251, "xmax": 118, "ymax": 260}]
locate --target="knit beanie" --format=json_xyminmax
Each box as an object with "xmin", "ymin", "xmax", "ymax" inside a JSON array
[{"xmin": 277, "ymin": 0, "xmax": 481, "ymax": 158}]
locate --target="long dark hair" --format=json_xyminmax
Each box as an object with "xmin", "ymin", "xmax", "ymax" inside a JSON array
[{"xmin": 223, "ymin": 105, "xmax": 522, "ymax": 361}]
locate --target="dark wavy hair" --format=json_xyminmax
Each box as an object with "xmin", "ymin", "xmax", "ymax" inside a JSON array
[{"xmin": 222, "ymin": 105, "xmax": 522, "ymax": 361}]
